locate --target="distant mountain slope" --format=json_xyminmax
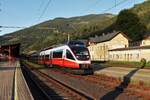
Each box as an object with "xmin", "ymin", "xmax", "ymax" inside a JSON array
[{"xmin": 0, "ymin": 14, "xmax": 114, "ymax": 53}]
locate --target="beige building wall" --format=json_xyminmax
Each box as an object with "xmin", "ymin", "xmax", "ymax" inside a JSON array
[
  {"xmin": 141, "ymin": 39, "xmax": 150, "ymax": 46},
  {"xmin": 109, "ymin": 33, "xmax": 128, "ymax": 49},
  {"xmin": 88, "ymin": 33, "xmax": 129, "ymax": 61},
  {"xmin": 109, "ymin": 50, "xmax": 141, "ymax": 62},
  {"xmin": 141, "ymin": 49, "xmax": 150, "ymax": 61},
  {"xmin": 109, "ymin": 49, "xmax": 150, "ymax": 62}
]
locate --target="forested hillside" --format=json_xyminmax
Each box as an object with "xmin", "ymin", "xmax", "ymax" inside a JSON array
[{"xmin": 0, "ymin": 14, "xmax": 114, "ymax": 53}]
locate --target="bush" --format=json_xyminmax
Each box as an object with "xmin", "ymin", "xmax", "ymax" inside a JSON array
[
  {"xmin": 140, "ymin": 58, "xmax": 146, "ymax": 68},
  {"xmin": 146, "ymin": 61, "xmax": 150, "ymax": 67}
]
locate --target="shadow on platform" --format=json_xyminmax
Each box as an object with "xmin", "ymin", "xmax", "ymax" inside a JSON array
[{"xmin": 100, "ymin": 67, "xmax": 141, "ymax": 100}]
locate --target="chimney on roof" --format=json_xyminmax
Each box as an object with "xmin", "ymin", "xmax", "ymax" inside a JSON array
[
  {"xmin": 102, "ymin": 33, "xmax": 105, "ymax": 36},
  {"xmin": 95, "ymin": 35, "xmax": 98, "ymax": 38}
]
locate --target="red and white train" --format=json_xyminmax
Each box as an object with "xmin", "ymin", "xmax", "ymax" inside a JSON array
[
  {"xmin": 40, "ymin": 45, "xmax": 91, "ymax": 68},
  {"xmin": 29, "ymin": 42, "xmax": 93, "ymax": 74}
]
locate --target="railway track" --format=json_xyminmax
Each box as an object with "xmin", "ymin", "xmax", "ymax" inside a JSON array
[
  {"xmin": 39, "ymin": 66, "xmax": 150, "ymax": 100},
  {"xmin": 21, "ymin": 64, "xmax": 53, "ymax": 100},
  {"xmin": 40, "ymin": 66, "xmax": 120, "ymax": 89},
  {"xmin": 22, "ymin": 61, "xmax": 150, "ymax": 100},
  {"xmin": 21, "ymin": 61, "xmax": 94, "ymax": 100}
]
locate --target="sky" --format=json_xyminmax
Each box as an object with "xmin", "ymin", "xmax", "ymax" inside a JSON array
[{"xmin": 0, "ymin": 0, "xmax": 145, "ymax": 36}]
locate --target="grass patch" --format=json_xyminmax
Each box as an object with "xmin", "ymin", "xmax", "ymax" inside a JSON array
[
  {"xmin": 146, "ymin": 61, "xmax": 150, "ymax": 67},
  {"xmin": 21, "ymin": 60, "xmax": 45, "ymax": 68},
  {"xmin": 108, "ymin": 61, "xmax": 140, "ymax": 66},
  {"xmin": 102, "ymin": 61, "xmax": 150, "ymax": 69}
]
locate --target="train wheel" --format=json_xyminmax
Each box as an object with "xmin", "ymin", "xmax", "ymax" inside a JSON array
[{"xmin": 49, "ymin": 64, "xmax": 53, "ymax": 68}]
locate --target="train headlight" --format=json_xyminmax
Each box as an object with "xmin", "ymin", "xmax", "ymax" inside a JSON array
[
  {"xmin": 87, "ymin": 56, "xmax": 90, "ymax": 58},
  {"xmin": 76, "ymin": 55, "xmax": 79, "ymax": 58}
]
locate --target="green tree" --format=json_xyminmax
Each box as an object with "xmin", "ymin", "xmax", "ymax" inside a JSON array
[{"xmin": 115, "ymin": 9, "xmax": 146, "ymax": 41}]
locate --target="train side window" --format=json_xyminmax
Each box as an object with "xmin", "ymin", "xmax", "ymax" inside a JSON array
[
  {"xmin": 42, "ymin": 55, "xmax": 44, "ymax": 59},
  {"xmin": 53, "ymin": 50, "xmax": 63, "ymax": 58},
  {"xmin": 66, "ymin": 50, "xmax": 75, "ymax": 60},
  {"xmin": 45, "ymin": 55, "xmax": 49, "ymax": 60},
  {"xmin": 49, "ymin": 52, "xmax": 52, "ymax": 59}
]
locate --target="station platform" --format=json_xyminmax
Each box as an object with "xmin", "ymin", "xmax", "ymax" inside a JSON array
[
  {"xmin": 93, "ymin": 65, "xmax": 150, "ymax": 87},
  {"xmin": 0, "ymin": 60, "xmax": 33, "ymax": 100}
]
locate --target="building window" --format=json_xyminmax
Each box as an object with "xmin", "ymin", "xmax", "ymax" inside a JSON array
[
  {"xmin": 100, "ymin": 55, "xmax": 101, "ymax": 59},
  {"xmin": 106, "ymin": 45, "xmax": 108, "ymax": 49},
  {"xmin": 136, "ymin": 54, "xmax": 139, "ymax": 59},
  {"xmin": 113, "ymin": 54, "xmax": 115, "ymax": 58},
  {"xmin": 124, "ymin": 54, "xmax": 126, "ymax": 59},
  {"xmin": 120, "ymin": 54, "xmax": 122, "ymax": 59},
  {"xmin": 103, "ymin": 46, "xmax": 105, "ymax": 50},
  {"xmin": 127, "ymin": 54, "xmax": 130, "ymax": 60},
  {"xmin": 130, "ymin": 54, "xmax": 132, "ymax": 59},
  {"xmin": 116, "ymin": 54, "xmax": 119, "ymax": 59},
  {"xmin": 109, "ymin": 55, "xmax": 112, "ymax": 59}
]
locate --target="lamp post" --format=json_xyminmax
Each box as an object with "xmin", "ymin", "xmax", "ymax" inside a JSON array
[{"xmin": 67, "ymin": 33, "xmax": 70, "ymax": 43}]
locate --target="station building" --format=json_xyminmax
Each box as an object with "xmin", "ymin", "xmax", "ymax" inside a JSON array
[
  {"xmin": 109, "ymin": 34, "xmax": 150, "ymax": 62},
  {"xmin": 108, "ymin": 46, "xmax": 150, "ymax": 62},
  {"xmin": 88, "ymin": 31, "xmax": 150, "ymax": 62},
  {"xmin": 88, "ymin": 31, "xmax": 129, "ymax": 61},
  {"xmin": 0, "ymin": 43, "xmax": 20, "ymax": 60}
]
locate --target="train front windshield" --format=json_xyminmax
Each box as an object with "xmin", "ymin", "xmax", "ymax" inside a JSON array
[{"xmin": 70, "ymin": 46, "xmax": 90, "ymax": 60}]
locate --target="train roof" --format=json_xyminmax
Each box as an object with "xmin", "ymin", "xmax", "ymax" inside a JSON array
[
  {"xmin": 40, "ymin": 44, "xmax": 87, "ymax": 55},
  {"xmin": 65, "ymin": 40, "xmax": 86, "ymax": 47},
  {"xmin": 40, "ymin": 40, "xmax": 86, "ymax": 51},
  {"xmin": 40, "ymin": 44, "xmax": 66, "ymax": 51}
]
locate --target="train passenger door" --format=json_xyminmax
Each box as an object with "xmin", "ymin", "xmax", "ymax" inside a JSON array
[
  {"xmin": 52, "ymin": 49, "xmax": 63, "ymax": 66},
  {"xmin": 49, "ymin": 51, "xmax": 53, "ymax": 67},
  {"xmin": 63, "ymin": 49, "xmax": 77, "ymax": 68},
  {"xmin": 62, "ymin": 49, "xmax": 65, "ymax": 67}
]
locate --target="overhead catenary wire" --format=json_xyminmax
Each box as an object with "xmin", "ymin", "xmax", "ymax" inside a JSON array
[
  {"xmin": 0, "ymin": 1, "xmax": 2, "ymax": 12},
  {"xmin": 101, "ymin": 0, "xmax": 129, "ymax": 13},
  {"xmin": 38, "ymin": 0, "xmax": 52, "ymax": 22},
  {"xmin": 0, "ymin": 26, "xmax": 24, "ymax": 28},
  {"xmin": 81, "ymin": 0, "xmax": 129, "ymax": 15},
  {"xmin": 97, "ymin": 0, "xmax": 130, "ymax": 27},
  {"xmin": 37, "ymin": 0, "xmax": 46, "ymax": 12},
  {"xmin": 81, "ymin": 0, "xmax": 103, "ymax": 14},
  {"xmin": 0, "ymin": 0, "xmax": 134, "ymax": 32},
  {"xmin": 0, "ymin": 0, "xmax": 51, "ymax": 31},
  {"xmin": 115, "ymin": 0, "xmax": 117, "ymax": 7},
  {"xmin": 75, "ymin": 0, "xmax": 130, "ymax": 32}
]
